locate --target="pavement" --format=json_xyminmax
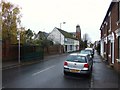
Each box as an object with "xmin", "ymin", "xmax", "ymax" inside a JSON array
[
  {"xmin": 2, "ymin": 53, "xmax": 67, "ymax": 70},
  {"xmin": 91, "ymin": 51, "xmax": 120, "ymax": 88}
]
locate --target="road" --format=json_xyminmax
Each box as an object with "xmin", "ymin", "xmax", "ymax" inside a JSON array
[{"xmin": 2, "ymin": 52, "xmax": 119, "ymax": 88}]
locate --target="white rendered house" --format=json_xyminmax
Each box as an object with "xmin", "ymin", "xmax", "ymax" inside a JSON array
[{"xmin": 47, "ymin": 27, "xmax": 79, "ymax": 52}]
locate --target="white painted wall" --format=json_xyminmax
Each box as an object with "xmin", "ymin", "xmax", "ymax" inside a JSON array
[
  {"xmin": 100, "ymin": 39, "xmax": 104, "ymax": 58},
  {"xmin": 64, "ymin": 38, "xmax": 74, "ymax": 45},
  {"xmin": 64, "ymin": 38, "xmax": 79, "ymax": 52},
  {"xmin": 67, "ymin": 45, "xmax": 73, "ymax": 52},
  {"xmin": 47, "ymin": 28, "xmax": 64, "ymax": 45},
  {"xmin": 47, "ymin": 27, "xmax": 79, "ymax": 52},
  {"xmin": 74, "ymin": 39, "xmax": 79, "ymax": 51}
]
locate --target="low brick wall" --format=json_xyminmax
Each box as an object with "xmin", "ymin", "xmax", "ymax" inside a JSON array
[{"xmin": 44, "ymin": 45, "xmax": 64, "ymax": 56}]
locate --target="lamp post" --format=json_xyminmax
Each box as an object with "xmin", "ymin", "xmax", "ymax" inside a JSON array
[
  {"xmin": 17, "ymin": 29, "xmax": 21, "ymax": 64},
  {"xmin": 60, "ymin": 22, "xmax": 66, "ymax": 29},
  {"xmin": 59, "ymin": 22, "xmax": 66, "ymax": 54}
]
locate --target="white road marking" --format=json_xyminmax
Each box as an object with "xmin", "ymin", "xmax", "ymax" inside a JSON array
[
  {"xmin": 89, "ymin": 74, "xmax": 94, "ymax": 89},
  {"xmin": 32, "ymin": 65, "xmax": 55, "ymax": 76}
]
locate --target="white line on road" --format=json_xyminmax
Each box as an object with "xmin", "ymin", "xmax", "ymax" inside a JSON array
[
  {"xmin": 89, "ymin": 74, "xmax": 94, "ymax": 89},
  {"xmin": 32, "ymin": 65, "xmax": 55, "ymax": 76}
]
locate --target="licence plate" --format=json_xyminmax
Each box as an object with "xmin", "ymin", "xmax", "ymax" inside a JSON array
[{"xmin": 70, "ymin": 69, "xmax": 80, "ymax": 73}]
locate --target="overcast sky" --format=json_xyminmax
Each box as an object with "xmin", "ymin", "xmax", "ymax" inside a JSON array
[{"xmin": 8, "ymin": 0, "xmax": 112, "ymax": 43}]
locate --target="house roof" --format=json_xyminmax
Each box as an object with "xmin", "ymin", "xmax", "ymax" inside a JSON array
[
  {"xmin": 35, "ymin": 31, "xmax": 49, "ymax": 39},
  {"xmin": 38, "ymin": 31, "xmax": 49, "ymax": 37},
  {"xmin": 56, "ymin": 27, "xmax": 78, "ymax": 40}
]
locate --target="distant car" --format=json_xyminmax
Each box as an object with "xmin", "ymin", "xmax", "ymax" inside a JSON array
[
  {"xmin": 80, "ymin": 50, "xmax": 93, "ymax": 58},
  {"xmin": 63, "ymin": 53, "xmax": 93, "ymax": 76},
  {"xmin": 85, "ymin": 48, "xmax": 94, "ymax": 58}
]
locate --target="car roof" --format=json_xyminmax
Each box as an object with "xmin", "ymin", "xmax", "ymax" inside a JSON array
[
  {"xmin": 69, "ymin": 53, "xmax": 88, "ymax": 56},
  {"xmin": 80, "ymin": 49, "xmax": 91, "ymax": 52},
  {"xmin": 85, "ymin": 48, "xmax": 93, "ymax": 50}
]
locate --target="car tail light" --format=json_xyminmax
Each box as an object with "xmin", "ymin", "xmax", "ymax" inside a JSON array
[
  {"xmin": 84, "ymin": 64, "xmax": 89, "ymax": 68},
  {"xmin": 64, "ymin": 61, "xmax": 68, "ymax": 66}
]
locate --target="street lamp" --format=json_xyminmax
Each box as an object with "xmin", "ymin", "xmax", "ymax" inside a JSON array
[
  {"xmin": 60, "ymin": 22, "xmax": 66, "ymax": 29},
  {"xmin": 59, "ymin": 22, "xmax": 66, "ymax": 54},
  {"xmin": 17, "ymin": 29, "xmax": 21, "ymax": 64}
]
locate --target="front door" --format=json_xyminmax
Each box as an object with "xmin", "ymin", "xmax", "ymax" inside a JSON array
[{"xmin": 65, "ymin": 45, "xmax": 67, "ymax": 52}]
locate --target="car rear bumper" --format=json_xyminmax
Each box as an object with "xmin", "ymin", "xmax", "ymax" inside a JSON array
[{"xmin": 64, "ymin": 68, "xmax": 90, "ymax": 74}]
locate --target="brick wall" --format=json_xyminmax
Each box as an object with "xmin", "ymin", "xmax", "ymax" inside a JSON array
[
  {"xmin": 112, "ymin": 2, "xmax": 120, "ymax": 73},
  {"xmin": 100, "ymin": 2, "xmax": 120, "ymax": 73},
  {"xmin": 2, "ymin": 40, "xmax": 18, "ymax": 61},
  {"xmin": 44, "ymin": 45, "xmax": 64, "ymax": 56}
]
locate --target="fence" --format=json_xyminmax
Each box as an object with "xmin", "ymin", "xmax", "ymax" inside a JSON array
[
  {"xmin": 21, "ymin": 45, "xmax": 44, "ymax": 61},
  {"xmin": 2, "ymin": 41, "xmax": 18, "ymax": 61},
  {"xmin": 2, "ymin": 41, "xmax": 44, "ymax": 62},
  {"xmin": 2, "ymin": 40, "xmax": 64, "ymax": 62}
]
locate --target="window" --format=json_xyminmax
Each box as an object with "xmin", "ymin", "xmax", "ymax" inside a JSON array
[
  {"xmin": 65, "ymin": 38, "xmax": 67, "ymax": 42},
  {"xmin": 80, "ymin": 50, "xmax": 91, "ymax": 55},
  {"xmin": 108, "ymin": 12, "xmax": 111, "ymax": 32},
  {"xmin": 66, "ymin": 55, "xmax": 86, "ymax": 63},
  {"xmin": 70, "ymin": 45, "xmax": 72, "ymax": 50},
  {"xmin": 118, "ymin": 36, "xmax": 120, "ymax": 59}
]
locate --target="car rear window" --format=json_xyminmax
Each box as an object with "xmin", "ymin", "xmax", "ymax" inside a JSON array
[
  {"xmin": 66, "ymin": 55, "xmax": 87, "ymax": 63},
  {"xmin": 80, "ymin": 50, "xmax": 91, "ymax": 54}
]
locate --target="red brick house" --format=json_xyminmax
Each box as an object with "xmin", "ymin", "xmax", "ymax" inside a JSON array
[{"xmin": 100, "ymin": 1, "xmax": 120, "ymax": 73}]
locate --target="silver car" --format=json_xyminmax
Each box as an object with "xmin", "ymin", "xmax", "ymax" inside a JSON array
[
  {"xmin": 80, "ymin": 50, "xmax": 93, "ymax": 59},
  {"xmin": 85, "ymin": 48, "xmax": 94, "ymax": 58},
  {"xmin": 63, "ymin": 53, "xmax": 93, "ymax": 76}
]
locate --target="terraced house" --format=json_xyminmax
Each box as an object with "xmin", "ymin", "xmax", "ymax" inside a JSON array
[
  {"xmin": 100, "ymin": 1, "xmax": 120, "ymax": 73},
  {"xmin": 47, "ymin": 25, "xmax": 81, "ymax": 53}
]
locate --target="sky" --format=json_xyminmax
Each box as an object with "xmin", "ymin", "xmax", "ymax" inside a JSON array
[{"xmin": 7, "ymin": 0, "xmax": 112, "ymax": 43}]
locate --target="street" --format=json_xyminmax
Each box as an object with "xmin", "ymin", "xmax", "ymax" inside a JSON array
[
  {"xmin": 2, "ymin": 51, "xmax": 119, "ymax": 88},
  {"xmin": 2, "ymin": 0, "xmax": 120, "ymax": 89}
]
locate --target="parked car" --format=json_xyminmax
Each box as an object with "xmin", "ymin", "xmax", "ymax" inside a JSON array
[
  {"xmin": 80, "ymin": 50, "xmax": 93, "ymax": 59},
  {"xmin": 63, "ymin": 53, "xmax": 93, "ymax": 76},
  {"xmin": 85, "ymin": 48, "xmax": 94, "ymax": 58}
]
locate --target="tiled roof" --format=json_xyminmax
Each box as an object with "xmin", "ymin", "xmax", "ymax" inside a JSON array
[{"xmin": 56, "ymin": 27, "xmax": 78, "ymax": 40}]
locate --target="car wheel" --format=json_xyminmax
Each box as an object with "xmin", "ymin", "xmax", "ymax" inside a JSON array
[
  {"xmin": 64, "ymin": 71, "xmax": 68, "ymax": 75},
  {"xmin": 91, "ymin": 66, "xmax": 93, "ymax": 71},
  {"xmin": 63, "ymin": 71, "xmax": 69, "ymax": 78},
  {"xmin": 86, "ymin": 71, "xmax": 92, "ymax": 78}
]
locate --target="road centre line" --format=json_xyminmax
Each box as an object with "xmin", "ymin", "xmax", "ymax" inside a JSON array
[{"xmin": 32, "ymin": 65, "xmax": 55, "ymax": 76}]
